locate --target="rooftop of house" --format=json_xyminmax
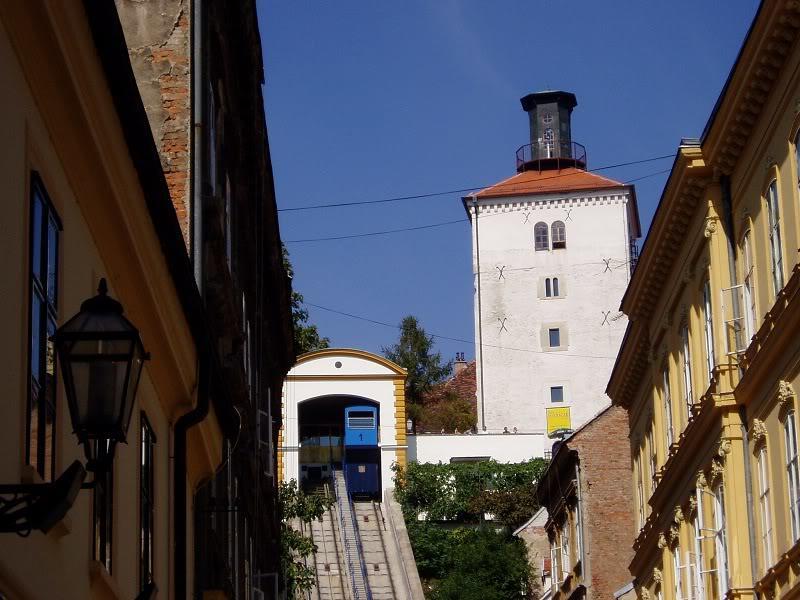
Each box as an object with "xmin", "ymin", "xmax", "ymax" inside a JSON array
[{"xmin": 473, "ymin": 167, "xmax": 626, "ymax": 200}]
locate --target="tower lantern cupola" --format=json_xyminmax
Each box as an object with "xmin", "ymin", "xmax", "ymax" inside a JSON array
[{"xmin": 516, "ymin": 90, "xmax": 586, "ymax": 173}]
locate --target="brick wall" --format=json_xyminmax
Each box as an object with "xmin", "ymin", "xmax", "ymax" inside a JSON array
[
  {"xmin": 116, "ymin": 0, "xmax": 191, "ymax": 246},
  {"xmin": 571, "ymin": 405, "xmax": 635, "ymax": 598}
]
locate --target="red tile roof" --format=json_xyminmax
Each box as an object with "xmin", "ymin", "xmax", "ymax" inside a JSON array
[{"xmin": 475, "ymin": 167, "xmax": 625, "ymax": 199}]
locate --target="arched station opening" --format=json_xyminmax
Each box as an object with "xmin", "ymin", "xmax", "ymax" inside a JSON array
[
  {"xmin": 298, "ymin": 395, "xmax": 380, "ymax": 494},
  {"xmin": 280, "ymin": 348, "xmax": 407, "ymax": 502}
]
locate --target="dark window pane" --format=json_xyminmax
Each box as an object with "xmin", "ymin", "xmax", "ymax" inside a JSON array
[
  {"xmin": 47, "ymin": 217, "xmax": 58, "ymax": 306},
  {"xmin": 534, "ymin": 222, "xmax": 549, "ymax": 251},
  {"xmin": 553, "ymin": 278, "xmax": 560, "ymax": 296},
  {"xmin": 31, "ymin": 193, "xmax": 44, "ymax": 282},
  {"xmin": 30, "ymin": 290, "xmax": 43, "ymax": 384},
  {"xmin": 28, "ymin": 382, "xmax": 40, "ymax": 470},
  {"xmin": 552, "ymin": 221, "xmax": 566, "ymax": 249},
  {"xmin": 545, "ymin": 279, "xmax": 552, "ymax": 297},
  {"xmin": 549, "ymin": 328, "xmax": 560, "ymax": 348},
  {"xmin": 550, "ymin": 386, "xmax": 564, "ymax": 403}
]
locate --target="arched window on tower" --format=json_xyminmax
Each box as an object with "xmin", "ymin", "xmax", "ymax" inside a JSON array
[
  {"xmin": 552, "ymin": 221, "xmax": 566, "ymax": 249},
  {"xmin": 534, "ymin": 222, "xmax": 549, "ymax": 251}
]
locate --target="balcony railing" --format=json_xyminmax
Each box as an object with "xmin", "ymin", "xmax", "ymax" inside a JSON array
[{"xmin": 516, "ymin": 140, "xmax": 587, "ymax": 173}]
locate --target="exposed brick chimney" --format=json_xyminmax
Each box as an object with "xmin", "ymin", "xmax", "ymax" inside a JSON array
[{"xmin": 454, "ymin": 352, "xmax": 467, "ymax": 375}]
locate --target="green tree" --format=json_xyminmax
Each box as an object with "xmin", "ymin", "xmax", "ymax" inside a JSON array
[
  {"xmin": 418, "ymin": 392, "xmax": 476, "ymax": 433},
  {"xmin": 279, "ymin": 479, "xmax": 334, "ymax": 598},
  {"xmin": 283, "ymin": 246, "xmax": 330, "ymax": 355},
  {"xmin": 431, "ymin": 528, "xmax": 532, "ymax": 600},
  {"xmin": 382, "ymin": 316, "xmax": 452, "ymax": 418}
]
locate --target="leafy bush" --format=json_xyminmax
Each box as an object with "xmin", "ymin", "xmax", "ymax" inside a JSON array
[
  {"xmin": 430, "ymin": 528, "xmax": 532, "ymax": 600},
  {"xmin": 407, "ymin": 523, "xmax": 532, "ymax": 599},
  {"xmin": 393, "ymin": 458, "xmax": 547, "ymax": 527}
]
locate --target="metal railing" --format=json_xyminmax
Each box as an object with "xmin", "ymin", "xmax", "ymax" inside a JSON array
[
  {"xmin": 515, "ymin": 140, "xmax": 587, "ymax": 172},
  {"xmin": 332, "ymin": 469, "xmax": 372, "ymax": 600}
]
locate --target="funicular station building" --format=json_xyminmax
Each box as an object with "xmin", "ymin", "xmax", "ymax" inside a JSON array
[{"xmin": 279, "ymin": 349, "xmax": 408, "ymax": 501}]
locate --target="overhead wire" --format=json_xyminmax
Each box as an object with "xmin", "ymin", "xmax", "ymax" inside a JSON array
[
  {"xmin": 278, "ymin": 152, "xmax": 675, "ymax": 213},
  {"xmin": 305, "ymin": 302, "xmax": 620, "ymax": 360},
  {"xmin": 283, "ymin": 166, "xmax": 671, "ymax": 244}
]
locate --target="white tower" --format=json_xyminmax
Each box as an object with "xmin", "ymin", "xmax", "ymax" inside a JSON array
[{"xmin": 465, "ymin": 91, "xmax": 640, "ymax": 439}]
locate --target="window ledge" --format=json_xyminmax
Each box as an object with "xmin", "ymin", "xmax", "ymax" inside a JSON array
[
  {"xmin": 90, "ymin": 561, "xmax": 120, "ymax": 600},
  {"xmin": 20, "ymin": 464, "xmax": 43, "ymax": 485}
]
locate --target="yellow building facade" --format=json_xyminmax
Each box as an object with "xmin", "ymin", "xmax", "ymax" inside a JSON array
[
  {"xmin": 0, "ymin": 3, "xmax": 226, "ymax": 598},
  {"xmin": 607, "ymin": 2, "xmax": 800, "ymax": 600}
]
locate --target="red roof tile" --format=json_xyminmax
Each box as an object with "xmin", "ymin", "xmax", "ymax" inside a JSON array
[{"xmin": 475, "ymin": 167, "xmax": 625, "ymax": 199}]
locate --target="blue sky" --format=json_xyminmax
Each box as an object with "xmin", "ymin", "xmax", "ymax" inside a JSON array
[{"xmin": 257, "ymin": 1, "xmax": 758, "ymax": 360}]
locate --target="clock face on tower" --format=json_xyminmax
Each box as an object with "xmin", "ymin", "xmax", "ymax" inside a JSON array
[{"xmin": 542, "ymin": 112, "xmax": 553, "ymax": 125}]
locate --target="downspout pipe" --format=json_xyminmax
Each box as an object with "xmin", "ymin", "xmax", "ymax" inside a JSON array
[
  {"xmin": 175, "ymin": 3, "xmax": 205, "ymax": 596},
  {"xmin": 191, "ymin": 0, "xmax": 204, "ymax": 292},
  {"xmin": 174, "ymin": 346, "xmax": 211, "ymax": 600},
  {"xmin": 471, "ymin": 195, "xmax": 487, "ymax": 431}
]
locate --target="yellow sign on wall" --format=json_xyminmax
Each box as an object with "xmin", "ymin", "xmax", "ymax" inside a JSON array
[{"xmin": 546, "ymin": 407, "xmax": 571, "ymax": 437}]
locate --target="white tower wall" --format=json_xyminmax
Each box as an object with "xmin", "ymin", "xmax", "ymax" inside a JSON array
[{"xmin": 470, "ymin": 189, "xmax": 636, "ymax": 437}]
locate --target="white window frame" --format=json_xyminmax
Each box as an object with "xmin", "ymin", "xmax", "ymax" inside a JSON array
[
  {"xmin": 663, "ymin": 367, "xmax": 674, "ymax": 449},
  {"xmin": 648, "ymin": 426, "xmax": 658, "ymax": 494},
  {"xmin": 681, "ymin": 325, "xmax": 694, "ymax": 419},
  {"xmin": 756, "ymin": 445, "xmax": 773, "ymax": 568},
  {"xmin": 561, "ymin": 520, "xmax": 571, "ymax": 577},
  {"xmin": 712, "ymin": 483, "xmax": 729, "ymax": 599},
  {"xmin": 766, "ymin": 181, "xmax": 784, "ymax": 295},
  {"xmin": 674, "ymin": 548, "xmax": 685, "ymax": 600},
  {"xmin": 691, "ymin": 502, "xmax": 706, "ymax": 600},
  {"xmin": 636, "ymin": 455, "xmax": 645, "ymax": 529},
  {"xmin": 703, "ymin": 280, "xmax": 715, "ymax": 382},
  {"xmin": 741, "ymin": 231, "xmax": 756, "ymax": 340},
  {"xmin": 785, "ymin": 410, "xmax": 800, "ymax": 543}
]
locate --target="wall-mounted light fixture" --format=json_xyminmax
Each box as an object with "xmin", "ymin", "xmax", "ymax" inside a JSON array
[{"xmin": 0, "ymin": 279, "xmax": 148, "ymax": 535}]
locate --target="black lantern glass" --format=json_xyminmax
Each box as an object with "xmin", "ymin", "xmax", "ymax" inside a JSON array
[{"xmin": 53, "ymin": 279, "xmax": 147, "ymax": 472}]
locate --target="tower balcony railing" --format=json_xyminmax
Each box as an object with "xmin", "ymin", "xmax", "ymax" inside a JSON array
[{"xmin": 515, "ymin": 140, "xmax": 587, "ymax": 173}]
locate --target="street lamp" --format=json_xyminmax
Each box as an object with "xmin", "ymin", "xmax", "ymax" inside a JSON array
[
  {"xmin": 0, "ymin": 279, "xmax": 148, "ymax": 534},
  {"xmin": 54, "ymin": 278, "xmax": 147, "ymax": 472}
]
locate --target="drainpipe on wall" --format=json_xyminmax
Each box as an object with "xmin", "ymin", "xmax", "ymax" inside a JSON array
[
  {"xmin": 471, "ymin": 195, "xmax": 487, "ymax": 432},
  {"xmin": 176, "ymin": 2, "xmax": 206, "ymax": 590},
  {"xmin": 190, "ymin": 0, "xmax": 204, "ymax": 293},
  {"xmin": 174, "ymin": 348, "xmax": 211, "ymax": 600}
]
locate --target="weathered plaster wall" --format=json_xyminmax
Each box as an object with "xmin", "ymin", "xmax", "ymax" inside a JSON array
[
  {"xmin": 116, "ymin": 0, "xmax": 191, "ymax": 244},
  {"xmin": 471, "ymin": 191, "xmax": 635, "ymax": 437}
]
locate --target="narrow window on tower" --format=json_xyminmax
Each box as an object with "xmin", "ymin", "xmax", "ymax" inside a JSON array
[
  {"xmin": 543, "ymin": 277, "xmax": 562, "ymax": 298},
  {"xmin": 549, "ymin": 328, "xmax": 561, "ymax": 348},
  {"xmin": 551, "ymin": 221, "xmax": 566, "ymax": 249},
  {"xmin": 534, "ymin": 222, "xmax": 549, "ymax": 251},
  {"xmin": 550, "ymin": 386, "xmax": 564, "ymax": 403}
]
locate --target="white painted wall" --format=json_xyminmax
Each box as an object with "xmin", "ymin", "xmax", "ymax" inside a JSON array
[
  {"xmin": 281, "ymin": 350, "xmax": 404, "ymax": 496},
  {"xmin": 469, "ymin": 189, "xmax": 638, "ymax": 439},
  {"xmin": 408, "ymin": 433, "xmax": 548, "ymax": 464}
]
